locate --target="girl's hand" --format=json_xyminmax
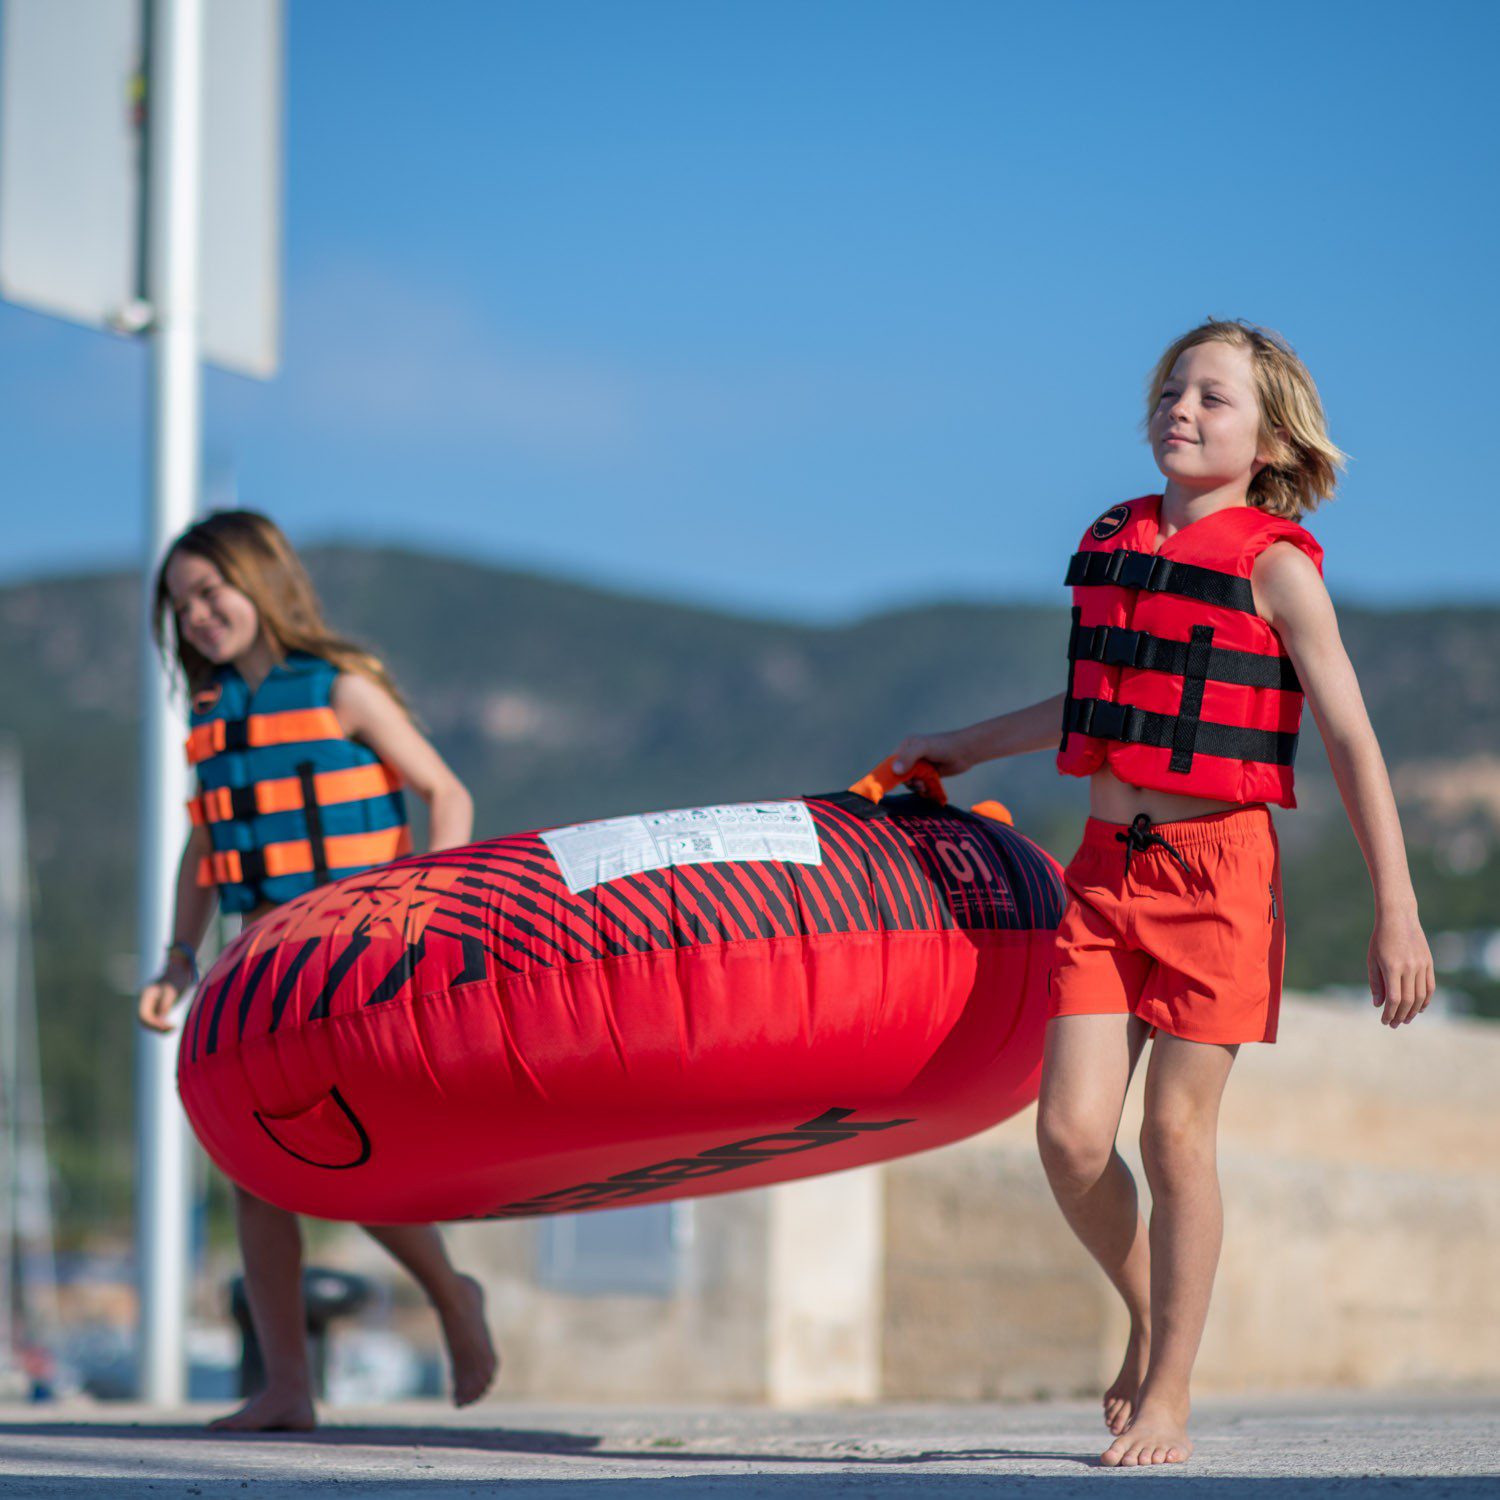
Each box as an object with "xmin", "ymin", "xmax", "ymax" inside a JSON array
[
  {"xmin": 891, "ymin": 729, "xmax": 977, "ymax": 780},
  {"xmin": 138, "ymin": 955, "xmax": 194, "ymax": 1032},
  {"xmin": 1368, "ymin": 907, "xmax": 1436, "ymax": 1028}
]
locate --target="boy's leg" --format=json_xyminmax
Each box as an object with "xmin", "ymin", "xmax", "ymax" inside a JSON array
[
  {"xmin": 1101, "ymin": 1031, "xmax": 1238, "ymax": 1468},
  {"xmin": 1035, "ymin": 1012, "xmax": 1154, "ymax": 1434},
  {"xmin": 361, "ymin": 1224, "xmax": 498, "ymax": 1406},
  {"xmin": 209, "ymin": 1187, "xmax": 316, "ymax": 1432}
]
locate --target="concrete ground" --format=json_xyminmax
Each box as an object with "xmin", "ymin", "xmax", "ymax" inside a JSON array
[{"xmin": 1, "ymin": 1390, "xmax": 1496, "ymax": 1497}]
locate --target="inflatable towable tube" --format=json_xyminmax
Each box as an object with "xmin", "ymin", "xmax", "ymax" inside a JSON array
[{"xmin": 178, "ymin": 761, "xmax": 1064, "ymax": 1222}]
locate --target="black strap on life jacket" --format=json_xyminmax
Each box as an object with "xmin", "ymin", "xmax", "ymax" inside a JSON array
[
  {"xmin": 1065, "ymin": 549, "xmax": 1257, "ymax": 615},
  {"xmin": 1066, "ymin": 619, "xmax": 1302, "ymax": 693},
  {"xmin": 1169, "ymin": 625, "xmax": 1215, "ymax": 773},
  {"xmin": 1061, "ymin": 695, "xmax": 1299, "ymax": 768},
  {"xmin": 296, "ymin": 761, "xmax": 332, "ymax": 887},
  {"xmin": 1059, "ymin": 604, "xmax": 1084, "ymax": 754}
]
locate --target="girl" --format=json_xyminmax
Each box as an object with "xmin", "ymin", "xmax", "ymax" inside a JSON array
[
  {"xmin": 137, "ymin": 510, "xmax": 498, "ymax": 1431},
  {"xmin": 889, "ymin": 320, "xmax": 1435, "ymax": 1467}
]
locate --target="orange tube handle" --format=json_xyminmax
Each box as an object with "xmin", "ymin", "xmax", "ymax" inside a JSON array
[{"xmin": 848, "ymin": 755, "xmax": 948, "ymax": 807}]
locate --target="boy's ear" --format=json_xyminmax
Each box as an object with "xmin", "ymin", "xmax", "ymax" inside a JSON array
[{"xmin": 1257, "ymin": 425, "xmax": 1291, "ymax": 467}]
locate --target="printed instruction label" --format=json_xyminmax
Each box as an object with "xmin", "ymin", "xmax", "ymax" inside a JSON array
[{"xmin": 541, "ymin": 800, "xmax": 822, "ymax": 895}]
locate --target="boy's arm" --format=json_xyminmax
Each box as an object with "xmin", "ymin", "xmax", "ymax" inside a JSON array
[
  {"xmin": 891, "ymin": 692, "xmax": 1065, "ymax": 777},
  {"xmin": 1254, "ymin": 543, "xmax": 1435, "ymax": 1026}
]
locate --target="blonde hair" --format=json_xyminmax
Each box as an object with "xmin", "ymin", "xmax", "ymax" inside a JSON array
[
  {"xmin": 1144, "ymin": 318, "xmax": 1347, "ymax": 520},
  {"xmin": 153, "ymin": 509, "xmax": 411, "ymax": 714}
]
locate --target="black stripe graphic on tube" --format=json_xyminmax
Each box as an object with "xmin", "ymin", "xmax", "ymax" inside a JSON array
[
  {"xmin": 808, "ymin": 815, "xmax": 880, "ymax": 931},
  {"xmin": 200, "ymin": 954, "xmax": 245, "ymax": 1058},
  {"xmin": 451, "ymin": 933, "xmax": 492, "ymax": 984},
  {"xmin": 679, "ymin": 863, "xmax": 755, "ymax": 940},
  {"xmin": 818, "ymin": 803, "xmax": 898, "ymax": 930},
  {"xmin": 736, "ymin": 858, "xmax": 801, "ymax": 937},
  {"xmin": 1003, "ymin": 827, "xmax": 1048, "ymax": 928},
  {"xmin": 236, "ymin": 946, "xmax": 279, "ymax": 1041},
  {"xmin": 268, "ymin": 938, "xmax": 321, "ymax": 1033},
  {"xmin": 848, "ymin": 811, "xmax": 921, "ymax": 930},
  {"xmin": 426, "ymin": 926, "xmax": 525, "ymax": 977},
  {"xmin": 810, "ymin": 834, "xmax": 870, "ymax": 936},
  {"xmin": 365, "ymin": 935, "xmax": 428, "ymax": 1007},
  {"xmin": 800, "ymin": 825, "xmax": 866, "ymax": 932},
  {"xmin": 456, "ymin": 884, "xmax": 611, "ymax": 963},
  {"xmin": 306, "ymin": 931, "xmax": 373, "ymax": 1022},
  {"xmin": 697, "ymin": 861, "xmax": 778, "ymax": 941},
  {"xmin": 844, "ymin": 808, "xmax": 923, "ymax": 930},
  {"xmin": 440, "ymin": 903, "xmax": 567, "ymax": 968},
  {"xmin": 756, "ymin": 860, "xmax": 811, "ymax": 937},
  {"xmin": 608, "ymin": 873, "xmax": 699, "ymax": 949},
  {"xmin": 964, "ymin": 820, "xmax": 1018, "ymax": 927},
  {"xmin": 457, "ymin": 858, "xmax": 688, "ymax": 954},
  {"xmin": 460, "ymin": 856, "xmax": 653, "ymax": 955},
  {"xmin": 782, "ymin": 863, "xmax": 839, "ymax": 935},
  {"xmin": 445, "ymin": 874, "xmax": 610, "ymax": 958},
  {"xmin": 637, "ymin": 867, "xmax": 732, "ymax": 945},
  {"xmin": 591, "ymin": 880, "xmax": 677, "ymax": 949}
]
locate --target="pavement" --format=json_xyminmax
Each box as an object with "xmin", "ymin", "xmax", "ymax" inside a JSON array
[{"xmin": 1, "ymin": 1390, "xmax": 1497, "ymax": 1497}]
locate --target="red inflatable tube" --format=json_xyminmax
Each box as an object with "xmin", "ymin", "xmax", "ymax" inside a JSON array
[{"xmin": 178, "ymin": 776, "xmax": 1064, "ymax": 1222}]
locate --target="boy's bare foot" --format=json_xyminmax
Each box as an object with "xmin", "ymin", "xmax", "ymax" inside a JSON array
[
  {"xmin": 1102, "ymin": 1325, "xmax": 1150, "ymax": 1435},
  {"xmin": 208, "ymin": 1386, "xmax": 316, "ymax": 1433},
  {"xmin": 1099, "ymin": 1394, "xmax": 1192, "ymax": 1467},
  {"xmin": 437, "ymin": 1273, "xmax": 499, "ymax": 1407}
]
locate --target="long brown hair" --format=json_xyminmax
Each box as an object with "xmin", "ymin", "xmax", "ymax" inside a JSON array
[
  {"xmin": 1144, "ymin": 318, "xmax": 1348, "ymax": 520},
  {"xmin": 153, "ymin": 509, "xmax": 411, "ymax": 713}
]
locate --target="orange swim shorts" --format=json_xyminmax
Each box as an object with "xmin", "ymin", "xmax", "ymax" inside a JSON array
[{"xmin": 1048, "ymin": 803, "xmax": 1286, "ymax": 1045}]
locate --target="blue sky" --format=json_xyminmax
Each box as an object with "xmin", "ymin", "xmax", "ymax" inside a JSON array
[{"xmin": 2, "ymin": 0, "xmax": 1496, "ymax": 619}]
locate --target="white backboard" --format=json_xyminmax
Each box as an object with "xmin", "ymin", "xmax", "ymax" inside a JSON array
[{"xmin": 0, "ymin": 0, "xmax": 282, "ymax": 378}]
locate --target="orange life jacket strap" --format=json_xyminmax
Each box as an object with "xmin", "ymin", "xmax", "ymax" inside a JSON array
[
  {"xmin": 196, "ymin": 826, "xmax": 413, "ymax": 888},
  {"xmin": 184, "ymin": 706, "xmax": 344, "ymax": 766},
  {"xmin": 188, "ymin": 763, "xmax": 402, "ymax": 826}
]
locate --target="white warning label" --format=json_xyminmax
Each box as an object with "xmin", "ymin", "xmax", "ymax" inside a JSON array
[{"xmin": 541, "ymin": 800, "xmax": 822, "ymax": 895}]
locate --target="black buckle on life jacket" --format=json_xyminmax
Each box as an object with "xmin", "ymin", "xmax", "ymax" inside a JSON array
[
  {"xmin": 1073, "ymin": 696, "xmax": 1133, "ymax": 742},
  {"xmin": 1103, "ymin": 549, "xmax": 1167, "ymax": 592},
  {"xmin": 221, "ymin": 718, "xmax": 251, "ymax": 752},
  {"xmin": 237, "ymin": 847, "xmax": 268, "ymax": 888},
  {"xmin": 1076, "ymin": 624, "xmax": 1146, "ymax": 668},
  {"xmin": 229, "ymin": 784, "xmax": 260, "ymax": 822}
]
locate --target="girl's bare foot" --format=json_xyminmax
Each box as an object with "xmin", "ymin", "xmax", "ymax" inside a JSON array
[
  {"xmin": 437, "ymin": 1273, "xmax": 499, "ymax": 1407},
  {"xmin": 208, "ymin": 1385, "xmax": 316, "ymax": 1433},
  {"xmin": 1100, "ymin": 1393, "xmax": 1193, "ymax": 1467},
  {"xmin": 1103, "ymin": 1324, "xmax": 1150, "ymax": 1435}
]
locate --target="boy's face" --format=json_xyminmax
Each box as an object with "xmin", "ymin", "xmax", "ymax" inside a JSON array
[{"xmin": 1149, "ymin": 341, "xmax": 1269, "ymax": 492}]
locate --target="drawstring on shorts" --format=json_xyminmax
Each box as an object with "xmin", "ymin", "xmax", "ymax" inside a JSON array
[{"xmin": 1115, "ymin": 813, "xmax": 1192, "ymax": 878}]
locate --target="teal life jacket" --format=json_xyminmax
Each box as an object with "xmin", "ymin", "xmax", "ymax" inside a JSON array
[{"xmin": 185, "ymin": 652, "xmax": 411, "ymax": 913}]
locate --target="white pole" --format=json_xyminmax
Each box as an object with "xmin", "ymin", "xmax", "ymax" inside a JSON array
[
  {"xmin": 0, "ymin": 745, "xmax": 21, "ymax": 1366},
  {"xmin": 135, "ymin": 0, "xmax": 203, "ymax": 1407}
]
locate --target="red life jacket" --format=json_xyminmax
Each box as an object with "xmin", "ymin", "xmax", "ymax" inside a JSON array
[{"xmin": 1056, "ymin": 494, "xmax": 1324, "ymax": 809}]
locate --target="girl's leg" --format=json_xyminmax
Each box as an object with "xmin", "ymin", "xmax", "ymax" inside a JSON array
[
  {"xmin": 1101, "ymin": 1032, "xmax": 1238, "ymax": 1468},
  {"xmin": 1035, "ymin": 1013, "xmax": 1155, "ymax": 1435},
  {"xmin": 361, "ymin": 1224, "xmax": 498, "ymax": 1406},
  {"xmin": 209, "ymin": 1187, "xmax": 317, "ymax": 1432}
]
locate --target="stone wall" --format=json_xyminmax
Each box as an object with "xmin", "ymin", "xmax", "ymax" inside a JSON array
[{"xmin": 882, "ymin": 997, "xmax": 1500, "ymax": 1398}]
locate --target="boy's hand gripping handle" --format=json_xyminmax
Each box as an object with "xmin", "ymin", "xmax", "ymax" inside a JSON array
[{"xmin": 848, "ymin": 756, "xmax": 948, "ymax": 806}]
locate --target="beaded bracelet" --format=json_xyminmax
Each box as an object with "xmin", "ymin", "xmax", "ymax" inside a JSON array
[{"xmin": 165, "ymin": 941, "xmax": 200, "ymax": 986}]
